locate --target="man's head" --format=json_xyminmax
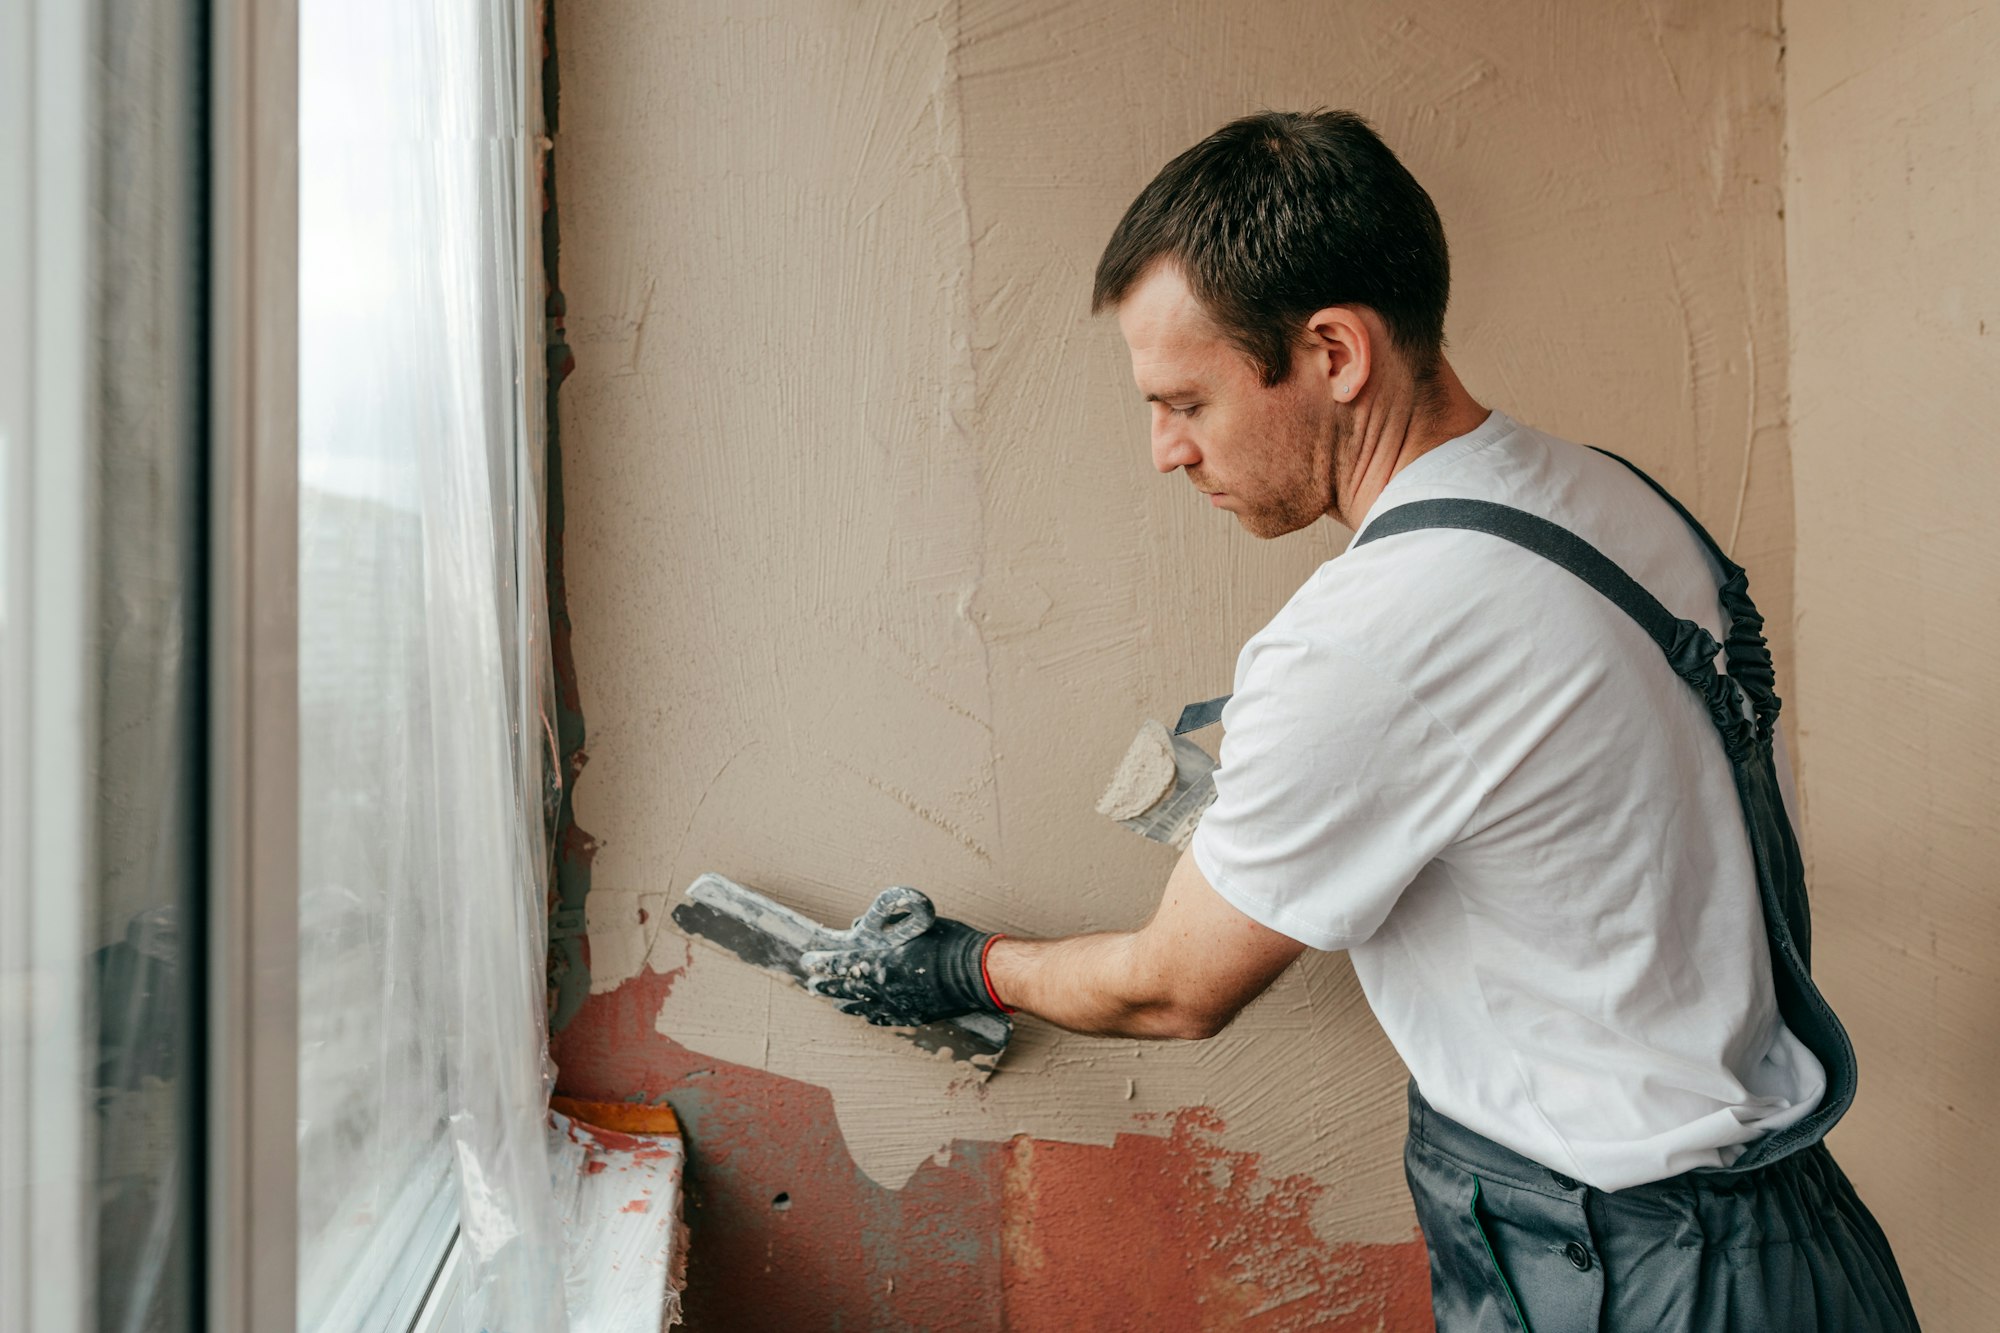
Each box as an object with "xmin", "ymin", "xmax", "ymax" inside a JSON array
[{"xmin": 1093, "ymin": 110, "xmax": 1451, "ymax": 536}]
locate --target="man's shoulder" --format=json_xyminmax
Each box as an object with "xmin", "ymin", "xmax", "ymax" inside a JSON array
[
  {"xmin": 1329, "ymin": 418, "xmax": 1716, "ymax": 626},
  {"xmin": 1283, "ymin": 548, "xmax": 1529, "ymax": 687},
  {"xmin": 1245, "ymin": 421, "xmax": 1687, "ymax": 695},
  {"xmin": 1362, "ymin": 415, "xmax": 1631, "ymax": 527}
]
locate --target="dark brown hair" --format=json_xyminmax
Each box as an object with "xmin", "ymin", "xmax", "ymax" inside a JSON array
[{"xmin": 1092, "ymin": 110, "xmax": 1449, "ymax": 386}]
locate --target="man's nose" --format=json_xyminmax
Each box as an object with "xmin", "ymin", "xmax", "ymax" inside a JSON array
[{"xmin": 1152, "ymin": 423, "xmax": 1200, "ymax": 475}]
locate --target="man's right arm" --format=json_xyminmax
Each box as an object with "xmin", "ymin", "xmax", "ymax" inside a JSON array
[{"xmin": 983, "ymin": 848, "xmax": 1306, "ymax": 1040}]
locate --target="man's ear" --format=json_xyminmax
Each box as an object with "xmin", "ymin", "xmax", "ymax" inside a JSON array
[{"xmin": 1303, "ymin": 305, "xmax": 1371, "ymax": 402}]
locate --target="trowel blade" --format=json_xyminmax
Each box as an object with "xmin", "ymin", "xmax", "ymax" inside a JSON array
[{"xmin": 671, "ymin": 872, "xmax": 1010, "ymax": 1068}]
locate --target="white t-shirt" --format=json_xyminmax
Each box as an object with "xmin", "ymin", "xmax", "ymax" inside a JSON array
[{"xmin": 1191, "ymin": 410, "xmax": 1826, "ymax": 1191}]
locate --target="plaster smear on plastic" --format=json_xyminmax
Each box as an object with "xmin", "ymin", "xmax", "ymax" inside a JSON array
[
  {"xmin": 557, "ymin": 0, "xmax": 1792, "ymax": 1253},
  {"xmin": 1785, "ymin": 2, "xmax": 2000, "ymax": 1325}
]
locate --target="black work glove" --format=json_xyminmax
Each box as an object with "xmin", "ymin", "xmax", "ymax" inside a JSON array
[{"xmin": 800, "ymin": 888, "xmax": 1005, "ymax": 1028}]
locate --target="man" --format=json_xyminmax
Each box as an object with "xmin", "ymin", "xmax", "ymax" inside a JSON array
[{"xmin": 803, "ymin": 111, "xmax": 1916, "ymax": 1330}]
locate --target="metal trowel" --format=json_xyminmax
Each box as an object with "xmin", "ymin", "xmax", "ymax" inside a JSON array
[
  {"xmin": 1095, "ymin": 696, "xmax": 1228, "ymax": 848},
  {"xmin": 670, "ymin": 872, "xmax": 1011, "ymax": 1069}
]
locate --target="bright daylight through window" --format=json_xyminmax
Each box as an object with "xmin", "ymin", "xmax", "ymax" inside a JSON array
[{"xmin": 296, "ymin": 0, "xmax": 555, "ymax": 1328}]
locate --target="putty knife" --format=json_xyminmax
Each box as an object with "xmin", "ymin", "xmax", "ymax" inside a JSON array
[{"xmin": 671, "ymin": 872, "xmax": 1011, "ymax": 1068}]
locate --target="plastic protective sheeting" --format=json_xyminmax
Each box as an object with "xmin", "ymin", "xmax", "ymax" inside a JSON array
[{"xmin": 296, "ymin": 0, "xmax": 564, "ymax": 1328}]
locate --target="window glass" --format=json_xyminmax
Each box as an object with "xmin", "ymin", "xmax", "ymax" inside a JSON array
[{"xmin": 89, "ymin": 0, "xmax": 208, "ymax": 1326}]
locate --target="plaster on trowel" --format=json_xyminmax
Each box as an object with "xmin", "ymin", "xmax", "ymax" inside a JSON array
[
  {"xmin": 671, "ymin": 873, "xmax": 1011, "ymax": 1070},
  {"xmin": 1095, "ymin": 696, "xmax": 1227, "ymax": 848}
]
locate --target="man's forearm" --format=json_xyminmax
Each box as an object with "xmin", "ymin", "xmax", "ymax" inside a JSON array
[
  {"xmin": 802, "ymin": 851, "xmax": 1305, "ymax": 1038},
  {"xmin": 984, "ymin": 932, "xmax": 1233, "ymax": 1040}
]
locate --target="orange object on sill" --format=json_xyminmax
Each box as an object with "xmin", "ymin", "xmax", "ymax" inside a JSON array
[{"xmin": 550, "ymin": 1094, "xmax": 682, "ymax": 1139}]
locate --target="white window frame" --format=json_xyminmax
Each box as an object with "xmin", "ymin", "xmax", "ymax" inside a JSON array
[
  {"xmin": 1, "ymin": 0, "xmax": 96, "ymax": 1328},
  {"xmin": 4, "ymin": 0, "xmax": 543, "ymax": 1325}
]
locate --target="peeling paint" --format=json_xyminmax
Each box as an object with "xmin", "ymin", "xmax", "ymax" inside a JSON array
[
  {"xmin": 553, "ymin": 967, "xmax": 1008, "ymax": 1328},
  {"xmin": 655, "ymin": 928, "xmax": 1411, "ymax": 1216},
  {"xmin": 553, "ymin": 967, "xmax": 1429, "ymax": 1330},
  {"xmin": 1001, "ymin": 1114, "xmax": 1432, "ymax": 1331}
]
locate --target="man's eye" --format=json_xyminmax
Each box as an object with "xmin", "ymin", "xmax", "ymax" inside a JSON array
[{"xmin": 1171, "ymin": 403, "xmax": 1201, "ymax": 418}]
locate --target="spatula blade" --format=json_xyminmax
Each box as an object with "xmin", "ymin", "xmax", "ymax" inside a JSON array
[{"xmin": 670, "ymin": 873, "xmax": 1010, "ymax": 1067}]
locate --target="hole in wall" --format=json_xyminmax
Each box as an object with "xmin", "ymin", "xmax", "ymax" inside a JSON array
[{"xmin": 771, "ymin": 1192, "xmax": 791, "ymax": 1212}]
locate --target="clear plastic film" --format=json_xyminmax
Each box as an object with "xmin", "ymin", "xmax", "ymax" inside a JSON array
[{"xmin": 296, "ymin": 0, "xmax": 565, "ymax": 1326}]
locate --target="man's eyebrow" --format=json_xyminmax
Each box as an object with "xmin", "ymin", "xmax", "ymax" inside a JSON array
[{"xmin": 1143, "ymin": 388, "xmax": 1198, "ymax": 403}]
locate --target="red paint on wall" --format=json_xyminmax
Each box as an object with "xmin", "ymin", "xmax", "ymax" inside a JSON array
[
  {"xmin": 553, "ymin": 965, "xmax": 1431, "ymax": 1331},
  {"xmin": 552, "ymin": 966, "xmax": 1008, "ymax": 1330},
  {"xmin": 1001, "ymin": 1112, "xmax": 1433, "ymax": 1331}
]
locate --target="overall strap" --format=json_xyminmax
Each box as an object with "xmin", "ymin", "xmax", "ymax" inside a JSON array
[
  {"xmin": 1350, "ymin": 480, "xmax": 1861, "ymax": 1167},
  {"xmin": 1588, "ymin": 449, "xmax": 1782, "ymax": 748},
  {"xmin": 1588, "ymin": 448, "xmax": 1742, "ymax": 577},
  {"xmin": 1353, "ymin": 499, "xmax": 1765, "ymax": 763}
]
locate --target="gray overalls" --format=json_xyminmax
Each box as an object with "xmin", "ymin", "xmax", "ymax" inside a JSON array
[{"xmin": 1351, "ymin": 454, "xmax": 1919, "ymax": 1331}]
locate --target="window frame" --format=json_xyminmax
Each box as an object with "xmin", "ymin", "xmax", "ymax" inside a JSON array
[
  {"xmin": 207, "ymin": 0, "xmax": 303, "ymax": 1326},
  {"xmin": 4, "ymin": 0, "xmax": 545, "ymax": 1325},
  {"xmin": 1, "ymin": 1, "xmax": 97, "ymax": 1328}
]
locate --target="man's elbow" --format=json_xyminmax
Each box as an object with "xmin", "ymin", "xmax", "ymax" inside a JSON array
[
  {"xmin": 1143, "ymin": 998, "xmax": 1239, "ymax": 1042},
  {"xmin": 1109, "ymin": 939, "xmax": 1261, "ymax": 1040}
]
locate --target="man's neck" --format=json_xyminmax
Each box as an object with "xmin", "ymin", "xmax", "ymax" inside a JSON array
[{"xmin": 1332, "ymin": 358, "xmax": 1487, "ymax": 529}]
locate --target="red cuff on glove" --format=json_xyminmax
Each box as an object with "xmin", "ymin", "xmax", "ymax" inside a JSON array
[{"xmin": 979, "ymin": 934, "xmax": 1016, "ymax": 1014}]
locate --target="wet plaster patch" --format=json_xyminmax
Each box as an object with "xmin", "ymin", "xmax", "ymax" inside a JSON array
[
  {"xmin": 650, "ymin": 938, "xmax": 1416, "ymax": 1244},
  {"xmin": 585, "ymin": 888, "xmax": 683, "ymax": 995}
]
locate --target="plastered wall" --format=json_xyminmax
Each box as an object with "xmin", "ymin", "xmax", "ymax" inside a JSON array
[
  {"xmin": 550, "ymin": 2, "xmax": 1792, "ymax": 1325},
  {"xmin": 1786, "ymin": 2, "xmax": 2000, "ymax": 1326}
]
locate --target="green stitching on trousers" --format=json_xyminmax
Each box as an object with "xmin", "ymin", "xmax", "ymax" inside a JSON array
[{"xmin": 1470, "ymin": 1176, "xmax": 1532, "ymax": 1333}]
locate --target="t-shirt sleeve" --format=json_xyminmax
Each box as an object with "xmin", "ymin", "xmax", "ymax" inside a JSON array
[{"xmin": 1190, "ymin": 632, "xmax": 1489, "ymax": 952}]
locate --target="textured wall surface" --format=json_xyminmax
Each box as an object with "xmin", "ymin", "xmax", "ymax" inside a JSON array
[
  {"xmin": 1786, "ymin": 2, "xmax": 2000, "ymax": 1326},
  {"xmin": 551, "ymin": 1, "xmax": 1791, "ymax": 1324}
]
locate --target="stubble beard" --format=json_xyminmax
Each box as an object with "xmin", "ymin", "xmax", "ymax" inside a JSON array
[{"xmin": 1234, "ymin": 400, "xmax": 1351, "ymax": 539}]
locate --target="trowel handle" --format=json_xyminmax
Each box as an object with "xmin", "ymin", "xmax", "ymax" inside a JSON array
[{"xmin": 852, "ymin": 886, "xmax": 936, "ymax": 946}]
